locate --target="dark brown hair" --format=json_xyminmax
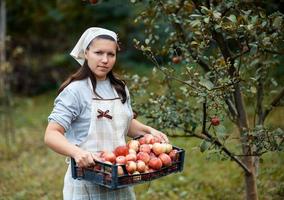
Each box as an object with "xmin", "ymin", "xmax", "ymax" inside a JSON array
[{"xmin": 58, "ymin": 35, "xmax": 127, "ymax": 103}]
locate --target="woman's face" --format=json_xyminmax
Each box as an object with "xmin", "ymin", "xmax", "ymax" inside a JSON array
[{"xmin": 85, "ymin": 38, "xmax": 117, "ymax": 80}]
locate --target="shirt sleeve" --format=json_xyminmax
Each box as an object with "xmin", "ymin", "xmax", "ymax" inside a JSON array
[{"xmin": 48, "ymin": 87, "xmax": 81, "ymax": 131}]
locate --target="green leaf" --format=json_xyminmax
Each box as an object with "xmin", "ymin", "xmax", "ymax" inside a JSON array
[
  {"xmin": 249, "ymin": 43, "xmax": 258, "ymax": 55},
  {"xmin": 199, "ymin": 78, "xmax": 214, "ymax": 90},
  {"xmin": 191, "ymin": 41, "xmax": 198, "ymax": 46},
  {"xmin": 215, "ymin": 125, "xmax": 226, "ymax": 136},
  {"xmin": 273, "ymin": 16, "xmax": 283, "ymax": 28},
  {"xmin": 270, "ymin": 78, "xmax": 278, "ymax": 87},
  {"xmin": 190, "ymin": 20, "xmax": 201, "ymax": 27},
  {"xmin": 213, "ymin": 11, "xmax": 221, "ymax": 19},
  {"xmin": 145, "ymin": 38, "xmax": 150, "ymax": 45},
  {"xmin": 250, "ymin": 86, "xmax": 257, "ymax": 94},
  {"xmin": 200, "ymin": 140, "xmax": 210, "ymax": 152},
  {"xmin": 200, "ymin": 6, "xmax": 210, "ymax": 14},
  {"xmin": 251, "ymin": 16, "xmax": 258, "ymax": 24},
  {"xmin": 227, "ymin": 14, "xmax": 237, "ymax": 23},
  {"xmin": 215, "ymin": 125, "xmax": 226, "ymax": 140},
  {"xmin": 204, "ymin": 17, "xmax": 210, "ymax": 24},
  {"xmin": 247, "ymin": 24, "xmax": 254, "ymax": 30}
]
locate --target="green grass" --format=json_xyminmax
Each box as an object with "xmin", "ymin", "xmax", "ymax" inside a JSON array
[{"xmin": 0, "ymin": 90, "xmax": 283, "ymax": 200}]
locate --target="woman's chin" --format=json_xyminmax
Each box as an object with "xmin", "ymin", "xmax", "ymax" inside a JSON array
[{"xmin": 95, "ymin": 74, "xmax": 107, "ymax": 80}]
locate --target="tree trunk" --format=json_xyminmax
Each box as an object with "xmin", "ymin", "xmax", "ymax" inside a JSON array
[
  {"xmin": 234, "ymin": 83, "xmax": 259, "ymax": 200},
  {"xmin": 0, "ymin": 0, "xmax": 14, "ymax": 148},
  {"xmin": 0, "ymin": 0, "xmax": 6, "ymax": 94}
]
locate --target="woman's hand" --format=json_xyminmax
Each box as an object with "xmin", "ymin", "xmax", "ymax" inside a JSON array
[
  {"xmin": 72, "ymin": 149, "xmax": 96, "ymax": 168},
  {"xmin": 149, "ymin": 128, "xmax": 169, "ymax": 143}
]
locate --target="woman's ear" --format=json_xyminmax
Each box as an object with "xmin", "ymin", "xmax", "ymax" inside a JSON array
[{"xmin": 84, "ymin": 50, "xmax": 88, "ymax": 59}]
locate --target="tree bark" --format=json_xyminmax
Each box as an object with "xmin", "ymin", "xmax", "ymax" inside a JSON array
[
  {"xmin": 212, "ymin": 26, "xmax": 259, "ymax": 200},
  {"xmin": 0, "ymin": 0, "xmax": 6, "ymax": 94},
  {"xmin": 234, "ymin": 83, "xmax": 258, "ymax": 200}
]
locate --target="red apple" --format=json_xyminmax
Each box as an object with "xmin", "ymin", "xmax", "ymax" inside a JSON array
[
  {"xmin": 93, "ymin": 156, "xmax": 105, "ymax": 171},
  {"xmin": 126, "ymin": 161, "xmax": 137, "ymax": 174},
  {"xmin": 153, "ymin": 136, "xmax": 161, "ymax": 143},
  {"xmin": 148, "ymin": 157, "xmax": 163, "ymax": 170},
  {"xmin": 158, "ymin": 153, "xmax": 172, "ymax": 167},
  {"xmin": 125, "ymin": 153, "xmax": 137, "ymax": 162},
  {"xmin": 117, "ymin": 166, "xmax": 124, "ymax": 176},
  {"xmin": 152, "ymin": 143, "xmax": 166, "ymax": 155},
  {"xmin": 144, "ymin": 134, "xmax": 155, "ymax": 144},
  {"xmin": 148, "ymin": 168, "xmax": 155, "ymax": 173},
  {"xmin": 89, "ymin": 0, "xmax": 98, "ymax": 4},
  {"xmin": 172, "ymin": 56, "xmax": 182, "ymax": 64},
  {"xmin": 136, "ymin": 152, "xmax": 150, "ymax": 164},
  {"xmin": 139, "ymin": 144, "xmax": 151, "ymax": 154},
  {"xmin": 128, "ymin": 149, "xmax": 137, "ymax": 155},
  {"xmin": 102, "ymin": 152, "xmax": 116, "ymax": 164},
  {"xmin": 165, "ymin": 143, "xmax": 173, "ymax": 153},
  {"xmin": 103, "ymin": 161, "xmax": 113, "ymax": 173},
  {"xmin": 136, "ymin": 160, "xmax": 146, "ymax": 173},
  {"xmin": 138, "ymin": 136, "xmax": 146, "ymax": 145},
  {"xmin": 169, "ymin": 149, "xmax": 178, "ymax": 162},
  {"xmin": 128, "ymin": 140, "xmax": 140, "ymax": 152},
  {"xmin": 114, "ymin": 145, "xmax": 129, "ymax": 157},
  {"xmin": 211, "ymin": 116, "xmax": 220, "ymax": 126},
  {"xmin": 93, "ymin": 164, "xmax": 101, "ymax": 171},
  {"xmin": 149, "ymin": 152, "xmax": 157, "ymax": 159},
  {"xmin": 116, "ymin": 156, "xmax": 126, "ymax": 165}
]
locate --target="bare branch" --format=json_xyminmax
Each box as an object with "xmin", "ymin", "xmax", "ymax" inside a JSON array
[
  {"xmin": 232, "ymin": 48, "xmax": 250, "ymax": 60},
  {"xmin": 262, "ymin": 49, "xmax": 284, "ymax": 55},
  {"xmin": 184, "ymin": 130, "xmax": 209, "ymax": 140},
  {"xmin": 225, "ymin": 97, "xmax": 238, "ymax": 120},
  {"xmin": 256, "ymin": 74, "xmax": 264, "ymax": 125},
  {"xmin": 263, "ymin": 87, "xmax": 284, "ymax": 121},
  {"xmin": 203, "ymin": 130, "xmax": 251, "ymax": 174},
  {"xmin": 202, "ymin": 99, "xmax": 207, "ymax": 133},
  {"xmin": 144, "ymin": 51, "xmax": 202, "ymax": 91}
]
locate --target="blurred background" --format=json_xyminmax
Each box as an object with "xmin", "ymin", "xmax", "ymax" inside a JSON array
[
  {"xmin": 4, "ymin": 0, "xmax": 150, "ymax": 95},
  {"xmin": 0, "ymin": 0, "xmax": 283, "ymax": 200}
]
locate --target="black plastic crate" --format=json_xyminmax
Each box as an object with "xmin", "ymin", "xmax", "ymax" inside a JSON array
[{"xmin": 71, "ymin": 146, "xmax": 185, "ymax": 189}]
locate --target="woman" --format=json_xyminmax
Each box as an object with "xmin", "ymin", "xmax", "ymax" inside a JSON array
[{"xmin": 44, "ymin": 27, "xmax": 168, "ymax": 200}]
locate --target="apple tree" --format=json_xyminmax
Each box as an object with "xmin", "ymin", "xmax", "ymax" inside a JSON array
[{"xmin": 129, "ymin": 1, "xmax": 284, "ymax": 200}]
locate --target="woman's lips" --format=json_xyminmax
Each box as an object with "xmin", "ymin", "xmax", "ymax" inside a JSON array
[{"xmin": 98, "ymin": 66, "xmax": 108, "ymax": 69}]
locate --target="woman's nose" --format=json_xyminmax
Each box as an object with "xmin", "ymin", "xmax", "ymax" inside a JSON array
[{"xmin": 101, "ymin": 54, "xmax": 108, "ymax": 63}]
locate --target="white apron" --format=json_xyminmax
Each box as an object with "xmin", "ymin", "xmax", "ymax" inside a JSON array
[{"xmin": 63, "ymin": 82, "xmax": 135, "ymax": 200}]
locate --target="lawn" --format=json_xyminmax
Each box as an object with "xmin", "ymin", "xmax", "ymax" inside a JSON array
[{"xmin": 0, "ymin": 89, "xmax": 283, "ymax": 200}]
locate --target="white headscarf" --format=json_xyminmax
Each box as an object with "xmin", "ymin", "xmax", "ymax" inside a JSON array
[{"xmin": 70, "ymin": 27, "xmax": 118, "ymax": 66}]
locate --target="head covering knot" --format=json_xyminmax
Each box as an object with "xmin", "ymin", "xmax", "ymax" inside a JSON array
[{"xmin": 70, "ymin": 27, "xmax": 117, "ymax": 66}]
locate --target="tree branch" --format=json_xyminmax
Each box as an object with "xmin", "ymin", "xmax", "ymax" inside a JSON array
[
  {"xmin": 232, "ymin": 48, "xmax": 250, "ymax": 60},
  {"xmin": 225, "ymin": 97, "xmax": 238, "ymax": 120},
  {"xmin": 201, "ymin": 97, "xmax": 251, "ymax": 174},
  {"xmin": 263, "ymin": 87, "xmax": 284, "ymax": 121},
  {"xmin": 144, "ymin": 51, "xmax": 202, "ymax": 91},
  {"xmin": 262, "ymin": 49, "xmax": 284, "ymax": 55},
  {"xmin": 202, "ymin": 99, "xmax": 207, "ymax": 133},
  {"xmin": 203, "ymin": 130, "xmax": 251, "ymax": 174},
  {"xmin": 256, "ymin": 72, "xmax": 264, "ymax": 125},
  {"xmin": 211, "ymin": 30, "xmax": 232, "ymax": 62}
]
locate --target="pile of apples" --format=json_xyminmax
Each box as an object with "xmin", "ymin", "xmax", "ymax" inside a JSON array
[{"xmin": 92, "ymin": 134, "xmax": 179, "ymax": 176}]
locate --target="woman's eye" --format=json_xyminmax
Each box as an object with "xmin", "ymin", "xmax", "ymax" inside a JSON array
[{"xmin": 94, "ymin": 51, "xmax": 103, "ymax": 55}]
